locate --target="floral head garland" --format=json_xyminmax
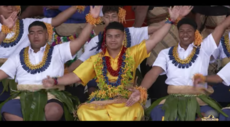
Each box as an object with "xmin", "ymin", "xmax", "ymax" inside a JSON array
[
  {"xmin": 15, "ymin": 6, "xmax": 21, "ymax": 16},
  {"xmin": 75, "ymin": 6, "xmax": 86, "ymax": 13},
  {"xmin": 44, "ymin": 23, "xmax": 53, "ymax": 42}
]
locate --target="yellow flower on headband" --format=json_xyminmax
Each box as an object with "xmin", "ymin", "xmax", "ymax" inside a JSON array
[
  {"xmin": 118, "ymin": 7, "xmax": 126, "ymax": 23},
  {"xmin": 76, "ymin": 6, "xmax": 86, "ymax": 13},
  {"xmin": 194, "ymin": 30, "xmax": 203, "ymax": 46},
  {"xmin": 15, "ymin": 6, "xmax": 21, "ymax": 12},
  {"xmin": 44, "ymin": 23, "xmax": 53, "ymax": 42}
]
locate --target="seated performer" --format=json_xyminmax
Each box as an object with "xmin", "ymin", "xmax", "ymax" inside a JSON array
[
  {"xmin": 126, "ymin": 7, "xmax": 230, "ymax": 121},
  {"xmin": 0, "ymin": 6, "xmax": 102, "ymax": 121},
  {"xmin": 0, "ymin": 6, "xmax": 83, "ymax": 104},
  {"xmin": 42, "ymin": 6, "xmax": 184, "ymax": 121},
  {"xmin": 68, "ymin": 6, "xmax": 166, "ymax": 95}
]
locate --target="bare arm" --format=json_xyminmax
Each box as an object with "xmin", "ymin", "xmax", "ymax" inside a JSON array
[
  {"xmin": 212, "ymin": 15, "xmax": 230, "ymax": 46},
  {"xmin": 57, "ymin": 72, "xmax": 81, "ymax": 86},
  {"xmin": 69, "ymin": 24, "xmax": 94, "ymax": 56},
  {"xmin": 147, "ymin": 21, "xmax": 165, "ymax": 35},
  {"xmin": 139, "ymin": 66, "xmax": 164, "ymax": 89},
  {"xmin": 0, "ymin": 32, "xmax": 7, "ymax": 44},
  {"xmin": 205, "ymin": 75, "xmax": 223, "ymax": 84},
  {"xmin": 68, "ymin": 59, "xmax": 83, "ymax": 72},
  {"xmin": 132, "ymin": 6, "xmax": 149, "ymax": 27},
  {"xmin": 20, "ymin": 6, "xmax": 44, "ymax": 19},
  {"xmin": 51, "ymin": 6, "xmax": 78, "ymax": 27},
  {"xmin": 0, "ymin": 70, "xmax": 9, "ymax": 81}
]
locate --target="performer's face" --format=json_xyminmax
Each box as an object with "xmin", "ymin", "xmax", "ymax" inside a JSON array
[
  {"xmin": 103, "ymin": 12, "xmax": 119, "ymax": 26},
  {"xmin": 178, "ymin": 24, "xmax": 195, "ymax": 47},
  {"xmin": 105, "ymin": 29, "xmax": 124, "ymax": 50},
  {"xmin": 0, "ymin": 6, "xmax": 17, "ymax": 19},
  {"xmin": 28, "ymin": 26, "xmax": 49, "ymax": 50}
]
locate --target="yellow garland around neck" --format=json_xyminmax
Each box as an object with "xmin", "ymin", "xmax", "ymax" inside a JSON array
[
  {"xmin": 173, "ymin": 45, "xmax": 197, "ymax": 64},
  {"xmin": 224, "ymin": 34, "xmax": 230, "ymax": 54},
  {"xmin": 3, "ymin": 20, "xmax": 20, "ymax": 43},
  {"xmin": 23, "ymin": 45, "xmax": 50, "ymax": 70}
]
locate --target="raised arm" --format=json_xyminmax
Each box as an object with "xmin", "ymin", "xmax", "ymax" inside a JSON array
[
  {"xmin": 51, "ymin": 6, "xmax": 80, "ymax": 27},
  {"xmin": 132, "ymin": 6, "xmax": 149, "ymax": 27},
  {"xmin": 0, "ymin": 11, "xmax": 18, "ymax": 44},
  {"xmin": 69, "ymin": 6, "xmax": 102, "ymax": 56},
  {"xmin": 212, "ymin": 15, "xmax": 230, "ymax": 46},
  {"xmin": 147, "ymin": 21, "xmax": 165, "ymax": 35}
]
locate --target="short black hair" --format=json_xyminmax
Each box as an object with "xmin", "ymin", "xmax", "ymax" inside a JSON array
[
  {"xmin": 105, "ymin": 21, "xmax": 124, "ymax": 32},
  {"xmin": 102, "ymin": 6, "xmax": 121, "ymax": 15},
  {"xmin": 177, "ymin": 17, "xmax": 197, "ymax": 30},
  {"xmin": 28, "ymin": 21, "xmax": 47, "ymax": 32}
]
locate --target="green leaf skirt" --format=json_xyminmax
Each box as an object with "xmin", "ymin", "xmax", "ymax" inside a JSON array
[
  {"xmin": 0, "ymin": 89, "xmax": 80, "ymax": 121},
  {"xmin": 145, "ymin": 94, "xmax": 228, "ymax": 121}
]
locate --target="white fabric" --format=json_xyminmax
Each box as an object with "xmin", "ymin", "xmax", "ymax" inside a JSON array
[
  {"xmin": 0, "ymin": 42, "xmax": 73, "ymax": 85},
  {"xmin": 79, "ymin": 26, "xmax": 149, "ymax": 61},
  {"xmin": 0, "ymin": 18, "xmax": 52, "ymax": 58},
  {"xmin": 152, "ymin": 34, "xmax": 217, "ymax": 88},
  {"xmin": 217, "ymin": 62, "xmax": 230, "ymax": 86}
]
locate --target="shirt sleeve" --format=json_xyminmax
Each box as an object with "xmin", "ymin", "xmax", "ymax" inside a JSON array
[
  {"xmin": 129, "ymin": 40, "xmax": 150, "ymax": 68},
  {"xmin": 73, "ymin": 56, "xmax": 96, "ymax": 86},
  {"xmin": 55, "ymin": 42, "xmax": 73, "ymax": 63},
  {"xmin": 152, "ymin": 49, "xmax": 168, "ymax": 73},
  {"xmin": 78, "ymin": 36, "xmax": 99, "ymax": 62},
  {"xmin": 0, "ymin": 55, "xmax": 18, "ymax": 79},
  {"xmin": 200, "ymin": 34, "xmax": 218, "ymax": 56},
  {"xmin": 129, "ymin": 27, "xmax": 149, "ymax": 46},
  {"xmin": 217, "ymin": 62, "xmax": 230, "ymax": 86}
]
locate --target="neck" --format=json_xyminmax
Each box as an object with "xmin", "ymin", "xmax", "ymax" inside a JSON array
[
  {"xmin": 31, "ymin": 44, "xmax": 46, "ymax": 53},
  {"xmin": 107, "ymin": 46, "xmax": 123, "ymax": 58},
  {"xmin": 179, "ymin": 43, "xmax": 189, "ymax": 50}
]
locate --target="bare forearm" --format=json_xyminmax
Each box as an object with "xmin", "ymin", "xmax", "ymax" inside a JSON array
[
  {"xmin": 205, "ymin": 75, "xmax": 223, "ymax": 84},
  {"xmin": 133, "ymin": 6, "xmax": 149, "ymax": 27},
  {"xmin": 57, "ymin": 72, "xmax": 80, "ymax": 86},
  {"xmin": 51, "ymin": 6, "xmax": 77, "ymax": 27},
  {"xmin": 195, "ymin": 13, "xmax": 202, "ymax": 31},
  {"xmin": 68, "ymin": 59, "xmax": 83, "ymax": 72},
  {"xmin": 0, "ymin": 70, "xmax": 9, "ymax": 81},
  {"xmin": 148, "ymin": 24, "xmax": 164, "ymax": 35},
  {"xmin": 146, "ymin": 23, "xmax": 172, "ymax": 53},
  {"xmin": 20, "ymin": 6, "xmax": 44, "ymax": 19},
  {"xmin": 212, "ymin": 16, "xmax": 230, "ymax": 46},
  {"xmin": 70, "ymin": 23, "xmax": 94, "ymax": 55},
  {"xmin": 140, "ymin": 70, "xmax": 159, "ymax": 89},
  {"xmin": 0, "ymin": 32, "xmax": 7, "ymax": 44}
]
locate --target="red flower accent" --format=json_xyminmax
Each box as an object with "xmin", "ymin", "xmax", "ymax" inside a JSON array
[{"xmin": 105, "ymin": 46, "xmax": 127, "ymax": 76}]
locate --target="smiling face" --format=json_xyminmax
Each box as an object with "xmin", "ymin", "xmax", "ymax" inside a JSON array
[
  {"xmin": 105, "ymin": 29, "xmax": 124, "ymax": 51},
  {"xmin": 178, "ymin": 24, "xmax": 195, "ymax": 47},
  {"xmin": 28, "ymin": 25, "xmax": 48, "ymax": 50}
]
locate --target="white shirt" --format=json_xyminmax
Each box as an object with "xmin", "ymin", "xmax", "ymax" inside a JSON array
[
  {"xmin": 79, "ymin": 27, "xmax": 149, "ymax": 61},
  {"xmin": 217, "ymin": 62, "xmax": 230, "ymax": 86},
  {"xmin": 0, "ymin": 18, "xmax": 52, "ymax": 58},
  {"xmin": 152, "ymin": 34, "xmax": 217, "ymax": 88},
  {"xmin": 0, "ymin": 42, "xmax": 73, "ymax": 85}
]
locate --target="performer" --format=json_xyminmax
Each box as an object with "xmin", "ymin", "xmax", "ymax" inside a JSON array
[
  {"xmin": 0, "ymin": 6, "xmax": 84, "ymax": 104},
  {"xmin": 0, "ymin": 6, "xmax": 102, "ymax": 121},
  {"xmin": 68, "ymin": 6, "xmax": 165, "ymax": 95},
  {"xmin": 127, "ymin": 7, "xmax": 230, "ymax": 121},
  {"xmin": 194, "ymin": 62, "xmax": 230, "ymax": 120},
  {"xmin": 42, "ymin": 6, "xmax": 185, "ymax": 121}
]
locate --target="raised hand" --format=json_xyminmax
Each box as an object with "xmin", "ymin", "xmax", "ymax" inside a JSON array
[
  {"xmin": 126, "ymin": 88, "xmax": 141, "ymax": 107},
  {"xmin": 0, "ymin": 11, "xmax": 18, "ymax": 29},
  {"xmin": 42, "ymin": 76, "xmax": 55, "ymax": 88},
  {"xmin": 168, "ymin": 6, "xmax": 181, "ymax": 22},
  {"xmin": 90, "ymin": 6, "xmax": 102, "ymax": 18},
  {"xmin": 179, "ymin": 6, "xmax": 193, "ymax": 18}
]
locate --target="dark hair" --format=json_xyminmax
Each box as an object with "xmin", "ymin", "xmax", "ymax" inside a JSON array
[
  {"xmin": 28, "ymin": 21, "xmax": 47, "ymax": 32},
  {"xmin": 102, "ymin": 6, "xmax": 120, "ymax": 15},
  {"xmin": 105, "ymin": 21, "xmax": 124, "ymax": 32},
  {"xmin": 177, "ymin": 17, "xmax": 197, "ymax": 30}
]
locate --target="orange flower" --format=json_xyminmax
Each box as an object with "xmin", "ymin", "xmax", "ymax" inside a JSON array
[
  {"xmin": 194, "ymin": 30, "xmax": 203, "ymax": 46},
  {"xmin": 44, "ymin": 23, "xmax": 53, "ymax": 42},
  {"xmin": 76, "ymin": 6, "xmax": 86, "ymax": 13},
  {"xmin": 86, "ymin": 14, "xmax": 102, "ymax": 26},
  {"xmin": 118, "ymin": 7, "xmax": 126, "ymax": 23},
  {"xmin": 193, "ymin": 73, "xmax": 206, "ymax": 83},
  {"xmin": 1, "ymin": 25, "xmax": 12, "ymax": 34}
]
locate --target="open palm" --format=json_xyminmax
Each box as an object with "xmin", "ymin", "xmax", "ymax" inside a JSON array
[
  {"xmin": 126, "ymin": 89, "xmax": 140, "ymax": 106},
  {"xmin": 0, "ymin": 11, "xmax": 18, "ymax": 29},
  {"xmin": 90, "ymin": 6, "xmax": 102, "ymax": 18},
  {"xmin": 168, "ymin": 6, "xmax": 181, "ymax": 22},
  {"xmin": 179, "ymin": 6, "xmax": 193, "ymax": 18}
]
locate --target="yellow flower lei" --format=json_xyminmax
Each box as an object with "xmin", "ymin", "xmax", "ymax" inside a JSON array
[
  {"xmin": 223, "ymin": 34, "xmax": 230, "ymax": 54},
  {"xmin": 44, "ymin": 23, "xmax": 53, "ymax": 42},
  {"xmin": 3, "ymin": 20, "xmax": 20, "ymax": 43},
  {"xmin": 23, "ymin": 45, "xmax": 51, "ymax": 70},
  {"xmin": 89, "ymin": 49, "xmax": 135, "ymax": 101},
  {"xmin": 118, "ymin": 7, "xmax": 126, "ymax": 23},
  {"xmin": 172, "ymin": 45, "xmax": 197, "ymax": 64}
]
